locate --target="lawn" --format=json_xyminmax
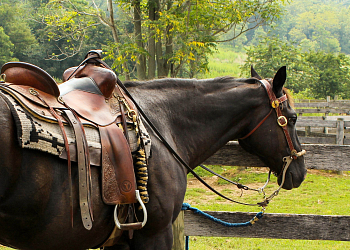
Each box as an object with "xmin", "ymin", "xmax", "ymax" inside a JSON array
[{"xmin": 184, "ymin": 166, "xmax": 350, "ymax": 249}]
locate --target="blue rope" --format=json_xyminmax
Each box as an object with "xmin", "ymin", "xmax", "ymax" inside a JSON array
[{"xmin": 181, "ymin": 203, "xmax": 264, "ymax": 250}]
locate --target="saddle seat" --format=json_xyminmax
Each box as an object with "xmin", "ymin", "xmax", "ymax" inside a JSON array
[{"xmin": 59, "ymin": 76, "xmax": 126, "ymax": 126}]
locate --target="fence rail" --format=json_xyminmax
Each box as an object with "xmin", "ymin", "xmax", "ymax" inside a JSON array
[
  {"xmin": 294, "ymin": 97, "xmax": 350, "ymax": 146},
  {"xmin": 203, "ymin": 141, "xmax": 350, "ymax": 171},
  {"xmin": 183, "ymin": 211, "xmax": 350, "ymax": 241}
]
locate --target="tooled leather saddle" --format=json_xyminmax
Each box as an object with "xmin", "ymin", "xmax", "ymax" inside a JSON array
[{"xmin": 0, "ymin": 50, "xmax": 145, "ymax": 232}]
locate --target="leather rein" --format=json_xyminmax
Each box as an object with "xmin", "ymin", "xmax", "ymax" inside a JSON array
[{"xmin": 116, "ymin": 76, "xmax": 306, "ymax": 208}]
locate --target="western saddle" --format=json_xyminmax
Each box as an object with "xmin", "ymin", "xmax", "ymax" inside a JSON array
[{"xmin": 0, "ymin": 50, "xmax": 147, "ymax": 232}]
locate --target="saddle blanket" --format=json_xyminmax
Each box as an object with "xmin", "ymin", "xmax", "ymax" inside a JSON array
[{"xmin": 1, "ymin": 91, "xmax": 151, "ymax": 164}]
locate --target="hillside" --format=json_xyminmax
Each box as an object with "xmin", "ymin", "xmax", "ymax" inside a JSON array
[{"xmin": 222, "ymin": 0, "xmax": 350, "ymax": 55}]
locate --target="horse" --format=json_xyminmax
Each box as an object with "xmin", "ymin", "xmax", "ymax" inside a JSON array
[{"xmin": 0, "ymin": 66, "xmax": 306, "ymax": 250}]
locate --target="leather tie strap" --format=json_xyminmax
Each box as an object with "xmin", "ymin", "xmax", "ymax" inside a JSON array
[
  {"xmin": 63, "ymin": 109, "xmax": 93, "ymax": 230},
  {"xmin": 31, "ymin": 90, "xmax": 75, "ymax": 227}
]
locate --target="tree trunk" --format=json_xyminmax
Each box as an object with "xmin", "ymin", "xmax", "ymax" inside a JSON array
[
  {"xmin": 152, "ymin": 0, "xmax": 166, "ymax": 78},
  {"xmin": 148, "ymin": 0, "xmax": 156, "ymax": 79},
  {"xmin": 107, "ymin": 0, "xmax": 130, "ymax": 80},
  {"xmin": 165, "ymin": 0, "xmax": 173, "ymax": 77},
  {"xmin": 134, "ymin": 0, "xmax": 146, "ymax": 80}
]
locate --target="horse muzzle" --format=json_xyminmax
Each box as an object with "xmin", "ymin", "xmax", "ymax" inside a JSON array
[{"xmin": 278, "ymin": 150, "xmax": 307, "ymax": 190}]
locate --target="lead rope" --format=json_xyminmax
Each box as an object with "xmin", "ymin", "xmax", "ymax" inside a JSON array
[
  {"xmin": 182, "ymin": 156, "xmax": 294, "ymax": 250},
  {"xmin": 181, "ymin": 203, "xmax": 265, "ymax": 250}
]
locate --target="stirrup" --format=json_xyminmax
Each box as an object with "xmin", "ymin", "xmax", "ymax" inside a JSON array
[{"xmin": 113, "ymin": 190, "xmax": 148, "ymax": 230}]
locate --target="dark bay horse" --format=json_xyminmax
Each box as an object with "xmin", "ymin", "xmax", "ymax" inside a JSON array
[{"xmin": 0, "ymin": 66, "xmax": 306, "ymax": 250}]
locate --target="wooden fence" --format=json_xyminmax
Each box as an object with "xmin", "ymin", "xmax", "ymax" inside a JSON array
[
  {"xmin": 172, "ymin": 97, "xmax": 350, "ymax": 249},
  {"xmin": 295, "ymin": 97, "xmax": 350, "ymax": 145}
]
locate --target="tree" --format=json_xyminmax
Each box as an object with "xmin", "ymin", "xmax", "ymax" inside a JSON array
[
  {"xmin": 242, "ymin": 37, "xmax": 350, "ymax": 99},
  {"xmin": 305, "ymin": 51, "xmax": 350, "ymax": 99},
  {"xmin": 40, "ymin": 0, "xmax": 286, "ymax": 79},
  {"xmin": 0, "ymin": 1, "xmax": 37, "ymax": 60},
  {"xmin": 0, "ymin": 27, "xmax": 16, "ymax": 66},
  {"xmin": 266, "ymin": 0, "xmax": 350, "ymax": 55},
  {"xmin": 241, "ymin": 37, "xmax": 311, "ymax": 92}
]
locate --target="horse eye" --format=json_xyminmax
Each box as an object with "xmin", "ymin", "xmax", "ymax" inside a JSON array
[{"xmin": 288, "ymin": 116, "xmax": 297, "ymax": 125}]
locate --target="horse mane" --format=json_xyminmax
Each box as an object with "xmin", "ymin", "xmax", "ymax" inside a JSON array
[
  {"xmin": 124, "ymin": 77, "xmax": 294, "ymax": 107},
  {"xmin": 283, "ymin": 87, "xmax": 294, "ymax": 108},
  {"xmin": 124, "ymin": 76, "xmax": 258, "ymax": 88}
]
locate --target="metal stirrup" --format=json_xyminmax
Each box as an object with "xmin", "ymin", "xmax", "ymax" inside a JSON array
[{"xmin": 113, "ymin": 190, "xmax": 148, "ymax": 230}]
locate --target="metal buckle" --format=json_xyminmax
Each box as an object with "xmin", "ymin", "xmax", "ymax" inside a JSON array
[
  {"xmin": 271, "ymin": 100, "xmax": 279, "ymax": 108},
  {"xmin": 277, "ymin": 116, "xmax": 288, "ymax": 127},
  {"xmin": 0, "ymin": 74, "xmax": 6, "ymax": 82}
]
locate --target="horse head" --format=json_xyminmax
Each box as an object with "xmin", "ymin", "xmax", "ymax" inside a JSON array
[{"xmin": 238, "ymin": 66, "xmax": 306, "ymax": 190}]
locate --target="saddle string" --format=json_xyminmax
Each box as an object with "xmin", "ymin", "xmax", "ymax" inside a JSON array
[
  {"xmin": 29, "ymin": 89, "xmax": 74, "ymax": 226},
  {"xmin": 61, "ymin": 106, "xmax": 94, "ymax": 222}
]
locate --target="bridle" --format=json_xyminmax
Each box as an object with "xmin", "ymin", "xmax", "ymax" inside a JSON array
[{"xmin": 237, "ymin": 79, "xmax": 306, "ymax": 206}]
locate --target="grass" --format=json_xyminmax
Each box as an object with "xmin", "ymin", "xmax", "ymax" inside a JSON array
[
  {"xmin": 198, "ymin": 46, "xmax": 246, "ymax": 79},
  {"xmin": 184, "ymin": 166, "xmax": 350, "ymax": 249}
]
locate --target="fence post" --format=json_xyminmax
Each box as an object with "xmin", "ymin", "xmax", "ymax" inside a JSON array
[
  {"xmin": 336, "ymin": 118, "xmax": 344, "ymax": 175},
  {"xmin": 305, "ymin": 126, "xmax": 311, "ymax": 137},
  {"xmin": 172, "ymin": 210, "xmax": 185, "ymax": 250},
  {"xmin": 322, "ymin": 116, "xmax": 328, "ymax": 134},
  {"xmin": 336, "ymin": 118, "xmax": 344, "ymax": 145}
]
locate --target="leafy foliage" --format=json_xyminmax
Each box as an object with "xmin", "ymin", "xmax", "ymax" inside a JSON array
[
  {"xmin": 305, "ymin": 51, "xmax": 350, "ymax": 98},
  {"xmin": 0, "ymin": 1, "xmax": 37, "ymax": 61},
  {"xmin": 242, "ymin": 37, "xmax": 350, "ymax": 99},
  {"xmin": 241, "ymin": 37, "xmax": 311, "ymax": 92},
  {"xmin": 35, "ymin": 0, "xmax": 285, "ymax": 79},
  {"xmin": 0, "ymin": 27, "xmax": 16, "ymax": 65},
  {"xmin": 262, "ymin": 0, "xmax": 350, "ymax": 54}
]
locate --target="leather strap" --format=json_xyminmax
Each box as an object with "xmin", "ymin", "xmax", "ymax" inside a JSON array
[
  {"xmin": 63, "ymin": 109, "xmax": 93, "ymax": 230},
  {"xmin": 240, "ymin": 109, "xmax": 273, "ymax": 140},
  {"xmin": 119, "ymin": 99, "xmax": 130, "ymax": 143},
  {"xmin": 259, "ymin": 79, "xmax": 297, "ymax": 159}
]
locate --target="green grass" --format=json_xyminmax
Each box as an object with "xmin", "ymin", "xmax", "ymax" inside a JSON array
[
  {"xmin": 198, "ymin": 46, "xmax": 246, "ymax": 79},
  {"xmin": 187, "ymin": 237, "xmax": 350, "ymax": 250},
  {"xmin": 184, "ymin": 167, "xmax": 350, "ymax": 249}
]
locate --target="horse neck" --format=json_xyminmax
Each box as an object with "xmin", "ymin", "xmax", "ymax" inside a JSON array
[{"xmin": 126, "ymin": 78, "xmax": 264, "ymax": 168}]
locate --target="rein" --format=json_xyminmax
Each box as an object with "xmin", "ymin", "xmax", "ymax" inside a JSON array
[{"xmin": 116, "ymin": 77, "xmax": 305, "ymax": 208}]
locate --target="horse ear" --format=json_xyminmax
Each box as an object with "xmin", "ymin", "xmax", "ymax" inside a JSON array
[
  {"xmin": 272, "ymin": 66, "xmax": 286, "ymax": 95},
  {"xmin": 251, "ymin": 65, "xmax": 262, "ymax": 80}
]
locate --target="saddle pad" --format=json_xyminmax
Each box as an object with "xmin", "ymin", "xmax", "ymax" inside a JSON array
[{"xmin": 1, "ymin": 92, "xmax": 142, "ymax": 159}]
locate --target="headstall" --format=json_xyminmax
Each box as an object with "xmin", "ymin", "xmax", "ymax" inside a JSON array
[{"xmin": 237, "ymin": 79, "xmax": 306, "ymax": 207}]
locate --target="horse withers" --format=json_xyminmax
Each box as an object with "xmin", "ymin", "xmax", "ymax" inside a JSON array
[{"xmin": 0, "ymin": 64, "xmax": 306, "ymax": 250}]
